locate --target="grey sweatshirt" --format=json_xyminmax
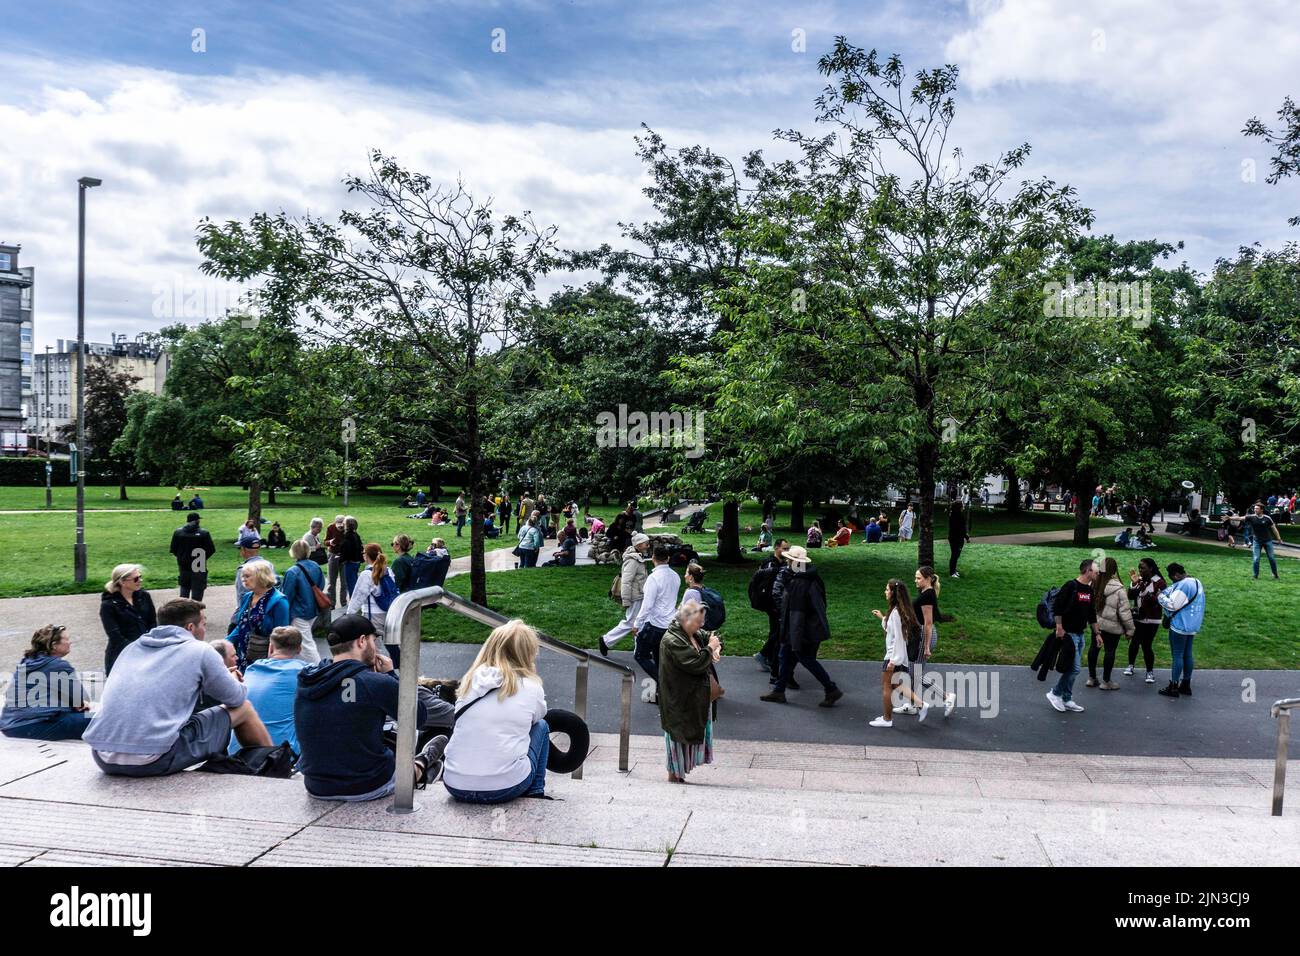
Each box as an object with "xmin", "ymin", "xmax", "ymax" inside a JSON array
[{"xmin": 83, "ymin": 625, "xmax": 247, "ymax": 755}]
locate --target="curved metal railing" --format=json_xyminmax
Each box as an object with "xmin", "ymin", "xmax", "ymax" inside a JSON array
[
  {"xmin": 386, "ymin": 585, "xmax": 635, "ymax": 813},
  {"xmin": 1271, "ymin": 698, "xmax": 1298, "ymax": 816}
]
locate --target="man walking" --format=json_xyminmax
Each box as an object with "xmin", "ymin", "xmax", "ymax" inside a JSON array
[
  {"xmin": 631, "ymin": 544, "xmax": 681, "ymax": 702},
  {"xmin": 169, "ymin": 513, "xmax": 215, "ymax": 601},
  {"xmin": 1244, "ymin": 502, "xmax": 1281, "ymax": 580},
  {"xmin": 597, "ymin": 533, "xmax": 650, "ymax": 656},
  {"xmin": 1046, "ymin": 558, "xmax": 1099, "ymax": 714},
  {"xmin": 1156, "ymin": 562, "xmax": 1206, "ymax": 698},
  {"xmin": 454, "ymin": 492, "xmax": 468, "ymax": 538}
]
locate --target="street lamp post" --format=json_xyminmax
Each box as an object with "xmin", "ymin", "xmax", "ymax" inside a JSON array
[{"xmin": 74, "ymin": 176, "xmax": 101, "ymax": 583}]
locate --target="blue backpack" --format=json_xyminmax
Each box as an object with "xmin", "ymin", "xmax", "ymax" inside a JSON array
[
  {"xmin": 371, "ymin": 571, "xmax": 400, "ymax": 613},
  {"xmin": 1036, "ymin": 586, "xmax": 1061, "ymax": 630},
  {"xmin": 699, "ymin": 586, "xmax": 726, "ymax": 632}
]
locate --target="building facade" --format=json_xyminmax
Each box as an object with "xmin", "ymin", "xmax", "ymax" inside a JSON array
[
  {"xmin": 29, "ymin": 336, "xmax": 170, "ymax": 439},
  {"xmin": 0, "ymin": 244, "xmax": 34, "ymax": 447}
]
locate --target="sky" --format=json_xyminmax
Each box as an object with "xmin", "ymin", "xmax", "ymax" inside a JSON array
[{"xmin": 2, "ymin": 0, "xmax": 1298, "ymax": 348}]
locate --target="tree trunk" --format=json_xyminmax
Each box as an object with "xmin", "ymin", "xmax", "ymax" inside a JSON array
[
  {"xmin": 247, "ymin": 479, "xmax": 262, "ymax": 523},
  {"xmin": 268, "ymin": 486, "xmax": 277, "ymax": 505},
  {"xmin": 1073, "ymin": 489, "xmax": 1092, "ymax": 546},
  {"xmin": 118, "ymin": 471, "xmax": 128, "ymax": 501},
  {"xmin": 717, "ymin": 500, "xmax": 744, "ymax": 563},
  {"xmin": 1002, "ymin": 466, "xmax": 1020, "ymax": 513},
  {"xmin": 790, "ymin": 495, "xmax": 805, "ymax": 533},
  {"xmin": 917, "ymin": 442, "xmax": 937, "ymax": 569}
]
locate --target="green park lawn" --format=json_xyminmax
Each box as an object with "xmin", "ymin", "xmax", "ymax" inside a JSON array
[
  {"xmin": 424, "ymin": 531, "xmax": 1299, "ymax": 670},
  {"xmin": 0, "ymin": 485, "xmax": 515, "ymax": 598}
]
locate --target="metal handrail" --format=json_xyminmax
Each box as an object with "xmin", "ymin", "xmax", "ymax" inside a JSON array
[
  {"xmin": 388, "ymin": 585, "xmax": 635, "ymax": 813},
  {"xmin": 1271, "ymin": 698, "xmax": 1298, "ymax": 816}
]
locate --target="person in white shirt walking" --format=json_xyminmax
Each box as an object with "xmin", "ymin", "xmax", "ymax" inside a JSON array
[
  {"xmin": 632, "ymin": 544, "xmax": 681, "ymax": 703},
  {"xmin": 869, "ymin": 579, "xmax": 930, "ymax": 728},
  {"xmin": 597, "ymin": 533, "xmax": 650, "ymax": 656},
  {"xmin": 898, "ymin": 503, "xmax": 915, "ymax": 542}
]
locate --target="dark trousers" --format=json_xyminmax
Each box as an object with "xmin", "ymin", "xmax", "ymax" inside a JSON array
[
  {"xmin": 178, "ymin": 563, "xmax": 208, "ymax": 601},
  {"xmin": 1128, "ymin": 621, "xmax": 1158, "ymax": 671},
  {"xmin": 1087, "ymin": 630, "xmax": 1121, "ymax": 681},
  {"xmin": 634, "ymin": 624, "xmax": 665, "ymax": 683},
  {"xmin": 948, "ymin": 539, "xmax": 964, "ymax": 576},
  {"xmin": 773, "ymin": 643, "xmax": 836, "ymax": 693},
  {"xmin": 500, "ymin": 513, "xmax": 510, "ymax": 534},
  {"xmin": 760, "ymin": 610, "xmax": 782, "ymax": 668}
]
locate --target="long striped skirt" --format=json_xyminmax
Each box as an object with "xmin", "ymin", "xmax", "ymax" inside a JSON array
[{"xmin": 664, "ymin": 719, "xmax": 714, "ymax": 777}]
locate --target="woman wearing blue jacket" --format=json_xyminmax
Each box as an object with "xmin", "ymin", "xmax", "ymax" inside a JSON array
[
  {"xmin": 279, "ymin": 539, "xmax": 324, "ymax": 663},
  {"xmin": 1, "ymin": 625, "xmax": 91, "ymax": 740},
  {"xmin": 227, "ymin": 560, "xmax": 291, "ymax": 670}
]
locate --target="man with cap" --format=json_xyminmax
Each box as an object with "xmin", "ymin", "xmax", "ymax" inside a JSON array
[
  {"xmin": 169, "ymin": 512, "xmax": 216, "ymax": 601},
  {"xmin": 294, "ymin": 614, "xmax": 452, "ymax": 801},
  {"xmin": 597, "ymin": 532, "xmax": 651, "ymax": 657}
]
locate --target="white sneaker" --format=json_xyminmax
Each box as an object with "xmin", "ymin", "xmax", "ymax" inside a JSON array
[
  {"xmin": 869, "ymin": 716, "xmax": 893, "ymax": 728},
  {"xmin": 1145, "ymin": 671, "xmax": 1156, "ymax": 684},
  {"xmin": 943, "ymin": 693, "xmax": 956, "ymax": 718},
  {"xmin": 1064, "ymin": 700, "xmax": 1085, "ymax": 712},
  {"xmin": 1046, "ymin": 691, "xmax": 1066, "ymax": 712},
  {"xmin": 950, "ymin": 572, "xmax": 961, "ymax": 579},
  {"xmin": 1123, "ymin": 665, "xmax": 1134, "ymax": 676},
  {"xmin": 917, "ymin": 702, "xmax": 930, "ymax": 723},
  {"xmin": 895, "ymin": 704, "xmax": 918, "ymax": 716}
]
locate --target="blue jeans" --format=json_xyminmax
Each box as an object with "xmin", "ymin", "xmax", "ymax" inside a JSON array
[
  {"xmin": 1252, "ymin": 538, "xmax": 1278, "ymax": 577},
  {"xmin": 1051, "ymin": 632, "xmax": 1084, "ymax": 702},
  {"xmin": 634, "ymin": 624, "xmax": 665, "ymax": 683},
  {"xmin": 444, "ymin": 719, "xmax": 549, "ymax": 803},
  {"xmin": 1169, "ymin": 631, "xmax": 1195, "ymax": 685},
  {"xmin": 456, "ymin": 514, "xmax": 466, "ymax": 537},
  {"xmin": 343, "ymin": 561, "xmax": 360, "ymax": 598},
  {"xmin": 2, "ymin": 711, "xmax": 91, "ymax": 741}
]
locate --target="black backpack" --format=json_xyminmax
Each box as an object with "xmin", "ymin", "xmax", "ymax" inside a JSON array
[
  {"xmin": 198, "ymin": 741, "xmax": 297, "ymax": 778},
  {"xmin": 748, "ymin": 565, "xmax": 777, "ymax": 611},
  {"xmin": 1036, "ymin": 586, "xmax": 1061, "ymax": 630},
  {"xmin": 411, "ymin": 551, "xmax": 451, "ymax": 589},
  {"xmin": 698, "ymin": 586, "xmax": 726, "ymax": 631}
]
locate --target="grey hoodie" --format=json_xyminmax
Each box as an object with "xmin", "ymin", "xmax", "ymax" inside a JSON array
[{"xmin": 83, "ymin": 625, "xmax": 247, "ymax": 755}]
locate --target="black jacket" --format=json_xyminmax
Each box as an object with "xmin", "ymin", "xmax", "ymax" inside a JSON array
[
  {"xmin": 99, "ymin": 589, "xmax": 158, "ymax": 674},
  {"xmin": 340, "ymin": 530, "xmax": 364, "ymax": 562},
  {"xmin": 948, "ymin": 507, "xmax": 969, "ymax": 543},
  {"xmin": 1029, "ymin": 631, "xmax": 1074, "ymax": 680},
  {"xmin": 781, "ymin": 567, "xmax": 830, "ymax": 655},
  {"xmin": 169, "ymin": 523, "xmax": 215, "ymax": 566}
]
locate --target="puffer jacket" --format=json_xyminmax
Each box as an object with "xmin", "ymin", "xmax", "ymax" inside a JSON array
[
  {"xmin": 1095, "ymin": 578, "xmax": 1135, "ymax": 636},
  {"xmin": 619, "ymin": 546, "xmax": 648, "ymax": 607}
]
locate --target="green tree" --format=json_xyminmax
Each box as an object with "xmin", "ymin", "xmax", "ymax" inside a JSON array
[
  {"xmin": 1245, "ymin": 96, "xmax": 1300, "ymax": 225},
  {"xmin": 60, "ymin": 356, "xmax": 140, "ymax": 500}
]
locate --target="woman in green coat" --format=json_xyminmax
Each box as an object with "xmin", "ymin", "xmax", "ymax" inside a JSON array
[{"xmin": 657, "ymin": 601, "xmax": 721, "ymax": 782}]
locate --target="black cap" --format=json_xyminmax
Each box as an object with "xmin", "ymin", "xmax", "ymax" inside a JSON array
[
  {"xmin": 328, "ymin": 613, "xmax": 378, "ymax": 647},
  {"xmin": 186, "ymin": 513, "xmax": 201, "ymax": 523}
]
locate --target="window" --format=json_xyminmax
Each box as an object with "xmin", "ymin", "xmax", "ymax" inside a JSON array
[{"xmin": 0, "ymin": 254, "xmax": 10, "ymax": 271}]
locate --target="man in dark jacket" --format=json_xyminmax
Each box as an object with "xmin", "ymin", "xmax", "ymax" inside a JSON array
[
  {"xmin": 760, "ymin": 546, "xmax": 843, "ymax": 707},
  {"xmin": 169, "ymin": 513, "xmax": 216, "ymax": 601},
  {"xmin": 294, "ymin": 614, "xmax": 451, "ymax": 801},
  {"xmin": 948, "ymin": 500, "xmax": 971, "ymax": 578},
  {"xmin": 753, "ymin": 540, "xmax": 800, "ymax": 689}
]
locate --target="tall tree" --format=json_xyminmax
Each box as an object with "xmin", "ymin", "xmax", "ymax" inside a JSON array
[
  {"xmin": 1245, "ymin": 96, "xmax": 1300, "ymax": 225},
  {"xmin": 61, "ymin": 357, "xmax": 140, "ymax": 500}
]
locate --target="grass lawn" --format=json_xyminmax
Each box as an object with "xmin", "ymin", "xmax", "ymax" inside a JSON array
[
  {"xmin": 425, "ymin": 532, "xmax": 1299, "ymax": 670},
  {"xmin": 0, "ymin": 485, "xmax": 516, "ymax": 598}
]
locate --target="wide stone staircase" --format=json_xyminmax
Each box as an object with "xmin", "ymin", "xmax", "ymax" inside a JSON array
[{"xmin": 0, "ymin": 732, "xmax": 1292, "ymax": 867}]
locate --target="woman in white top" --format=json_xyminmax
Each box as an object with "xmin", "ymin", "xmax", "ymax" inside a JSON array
[
  {"xmin": 346, "ymin": 542, "xmax": 398, "ymax": 660},
  {"xmin": 869, "ymin": 578, "xmax": 929, "ymax": 728},
  {"xmin": 443, "ymin": 619, "xmax": 550, "ymax": 803}
]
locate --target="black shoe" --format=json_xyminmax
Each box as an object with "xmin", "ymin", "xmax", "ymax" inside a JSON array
[
  {"xmin": 760, "ymin": 690, "xmax": 787, "ymax": 703},
  {"xmin": 1178, "ymin": 681, "xmax": 1192, "ymax": 697},
  {"xmin": 818, "ymin": 687, "xmax": 844, "ymax": 708},
  {"xmin": 1157, "ymin": 682, "xmax": 1180, "ymax": 699},
  {"xmin": 597, "ymin": 640, "xmax": 609, "ymax": 658},
  {"xmin": 414, "ymin": 734, "xmax": 449, "ymax": 787},
  {"xmin": 786, "ymin": 677, "xmax": 801, "ymax": 691}
]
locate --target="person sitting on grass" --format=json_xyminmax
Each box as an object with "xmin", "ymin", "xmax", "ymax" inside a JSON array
[
  {"xmin": 443, "ymin": 620, "xmax": 551, "ymax": 804},
  {"xmin": 265, "ymin": 522, "xmax": 288, "ymax": 549},
  {"xmin": 864, "ymin": 517, "xmax": 883, "ymax": 543},
  {"xmin": 294, "ymin": 614, "xmax": 450, "ymax": 801},
  {"xmin": 171, "ymin": 494, "xmax": 184, "ymax": 511},
  {"xmin": 237, "ymin": 518, "xmax": 262, "ymax": 548},
  {"xmin": 1115, "ymin": 527, "xmax": 1132, "ymax": 548},
  {"xmin": 83, "ymin": 599, "xmax": 272, "ymax": 777},
  {"xmin": 830, "ymin": 520, "xmax": 852, "ymax": 548},
  {"xmin": 1, "ymin": 625, "xmax": 92, "ymax": 741},
  {"xmin": 228, "ymin": 626, "xmax": 309, "ymax": 758}
]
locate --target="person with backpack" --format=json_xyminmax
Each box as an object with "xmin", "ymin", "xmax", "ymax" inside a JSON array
[
  {"xmin": 278, "ymin": 539, "xmax": 326, "ymax": 663},
  {"xmin": 869, "ymin": 578, "xmax": 931, "ymax": 727},
  {"xmin": 805, "ymin": 520, "xmax": 823, "ymax": 549},
  {"xmin": 1156, "ymin": 563, "xmax": 1206, "ymax": 699},
  {"xmin": 681, "ymin": 562, "xmax": 726, "ymax": 632},
  {"xmin": 347, "ymin": 543, "xmax": 402, "ymax": 666},
  {"xmin": 760, "ymin": 546, "xmax": 843, "ymax": 707},
  {"xmin": 1124, "ymin": 557, "xmax": 1165, "ymax": 683},
  {"xmin": 750, "ymin": 539, "xmax": 791, "ymax": 677},
  {"xmin": 899, "ymin": 503, "xmax": 916, "ymax": 542},
  {"xmin": 1046, "ymin": 558, "xmax": 1099, "ymax": 713},
  {"xmin": 1087, "ymin": 557, "xmax": 1133, "ymax": 690}
]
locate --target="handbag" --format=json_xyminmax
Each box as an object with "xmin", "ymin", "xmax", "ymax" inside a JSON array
[
  {"xmin": 312, "ymin": 583, "xmax": 332, "ymax": 611},
  {"xmin": 309, "ymin": 546, "xmax": 328, "ymax": 564}
]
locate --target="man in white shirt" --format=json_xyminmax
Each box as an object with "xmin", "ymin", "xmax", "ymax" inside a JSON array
[{"xmin": 632, "ymin": 544, "xmax": 680, "ymax": 702}]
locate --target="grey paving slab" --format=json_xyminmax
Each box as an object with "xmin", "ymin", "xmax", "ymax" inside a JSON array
[
  {"xmin": 918, "ymin": 760, "xmax": 1089, "ymax": 782},
  {"xmin": 976, "ymin": 777, "xmax": 1166, "ymax": 805},
  {"xmin": 802, "ymin": 770, "xmax": 983, "ymax": 798},
  {"xmin": 1182, "ymin": 756, "xmax": 1281, "ymax": 774},
  {"xmin": 1083, "ymin": 769, "xmax": 1264, "ymax": 788},
  {"xmin": 0, "ymin": 796, "xmax": 302, "ymax": 866},
  {"xmin": 0, "ymin": 842, "xmax": 44, "ymax": 866},
  {"xmin": 676, "ymin": 809, "xmax": 1052, "ymax": 866},
  {"xmin": 1035, "ymin": 815, "xmax": 1300, "ymax": 866},
  {"xmin": 668, "ymin": 853, "xmax": 838, "ymax": 867},
  {"xmin": 252, "ymin": 825, "xmax": 667, "ymax": 867},
  {"xmin": 623, "ymin": 764, "xmax": 807, "ymax": 790},
  {"xmin": 750, "ymin": 753, "xmax": 920, "ymax": 774},
  {"xmin": 21, "ymin": 850, "xmax": 212, "ymax": 867},
  {"xmin": 1024, "ymin": 753, "xmax": 1194, "ymax": 771},
  {"xmin": 0, "ymin": 758, "xmax": 338, "ymax": 824},
  {"xmin": 861, "ymin": 745, "xmax": 1029, "ymax": 765},
  {"xmin": 1149, "ymin": 785, "xmax": 1275, "ymax": 809},
  {"xmin": 317, "ymin": 791, "xmax": 691, "ymax": 854},
  {"xmin": 584, "ymin": 745, "xmax": 756, "ymax": 769},
  {"xmin": 0, "ymin": 738, "xmax": 66, "ymax": 786}
]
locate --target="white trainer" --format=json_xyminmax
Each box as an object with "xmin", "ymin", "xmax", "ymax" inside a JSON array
[
  {"xmin": 869, "ymin": 716, "xmax": 893, "ymax": 728},
  {"xmin": 917, "ymin": 702, "xmax": 930, "ymax": 723},
  {"xmin": 1145, "ymin": 671, "xmax": 1156, "ymax": 683},
  {"xmin": 1123, "ymin": 665, "xmax": 1135, "ymax": 676},
  {"xmin": 1046, "ymin": 691, "xmax": 1066, "ymax": 712},
  {"xmin": 1064, "ymin": 700, "xmax": 1085, "ymax": 712},
  {"xmin": 943, "ymin": 693, "xmax": 957, "ymax": 718},
  {"xmin": 895, "ymin": 704, "xmax": 918, "ymax": 716}
]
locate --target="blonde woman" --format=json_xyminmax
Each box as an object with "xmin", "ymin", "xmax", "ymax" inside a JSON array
[
  {"xmin": 227, "ymin": 560, "xmax": 290, "ymax": 670},
  {"xmin": 100, "ymin": 563, "xmax": 157, "ymax": 674},
  {"xmin": 346, "ymin": 543, "xmax": 399, "ymax": 663},
  {"xmin": 443, "ymin": 619, "xmax": 550, "ymax": 803},
  {"xmin": 279, "ymin": 539, "xmax": 325, "ymax": 663}
]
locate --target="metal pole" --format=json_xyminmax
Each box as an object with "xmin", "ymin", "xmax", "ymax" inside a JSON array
[
  {"xmin": 1273, "ymin": 710, "xmax": 1290, "ymax": 817},
  {"xmin": 391, "ymin": 593, "xmax": 428, "ymax": 814},
  {"xmin": 343, "ymin": 440, "xmax": 349, "ymax": 507},
  {"xmin": 572, "ymin": 659, "xmax": 589, "ymax": 780},
  {"xmin": 619, "ymin": 672, "xmax": 633, "ymax": 772},
  {"xmin": 74, "ymin": 183, "xmax": 87, "ymax": 583}
]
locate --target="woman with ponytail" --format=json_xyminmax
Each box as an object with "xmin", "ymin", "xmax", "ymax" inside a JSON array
[{"xmin": 346, "ymin": 543, "xmax": 401, "ymax": 664}]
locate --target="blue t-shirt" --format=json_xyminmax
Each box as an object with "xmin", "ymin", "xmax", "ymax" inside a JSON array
[
  {"xmin": 230, "ymin": 657, "xmax": 309, "ymax": 756},
  {"xmin": 865, "ymin": 522, "xmax": 882, "ymax": 542}
]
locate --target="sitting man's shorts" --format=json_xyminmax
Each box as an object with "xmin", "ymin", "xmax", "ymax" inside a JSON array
[{"xmin": 93, "ymin": 706, "xmax": 233, "ymax": 778}]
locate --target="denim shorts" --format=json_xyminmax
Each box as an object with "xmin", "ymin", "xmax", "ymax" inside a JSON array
[{"xmin": 93, "ymin": 706, "xmax": 232, "ymax": 777}]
